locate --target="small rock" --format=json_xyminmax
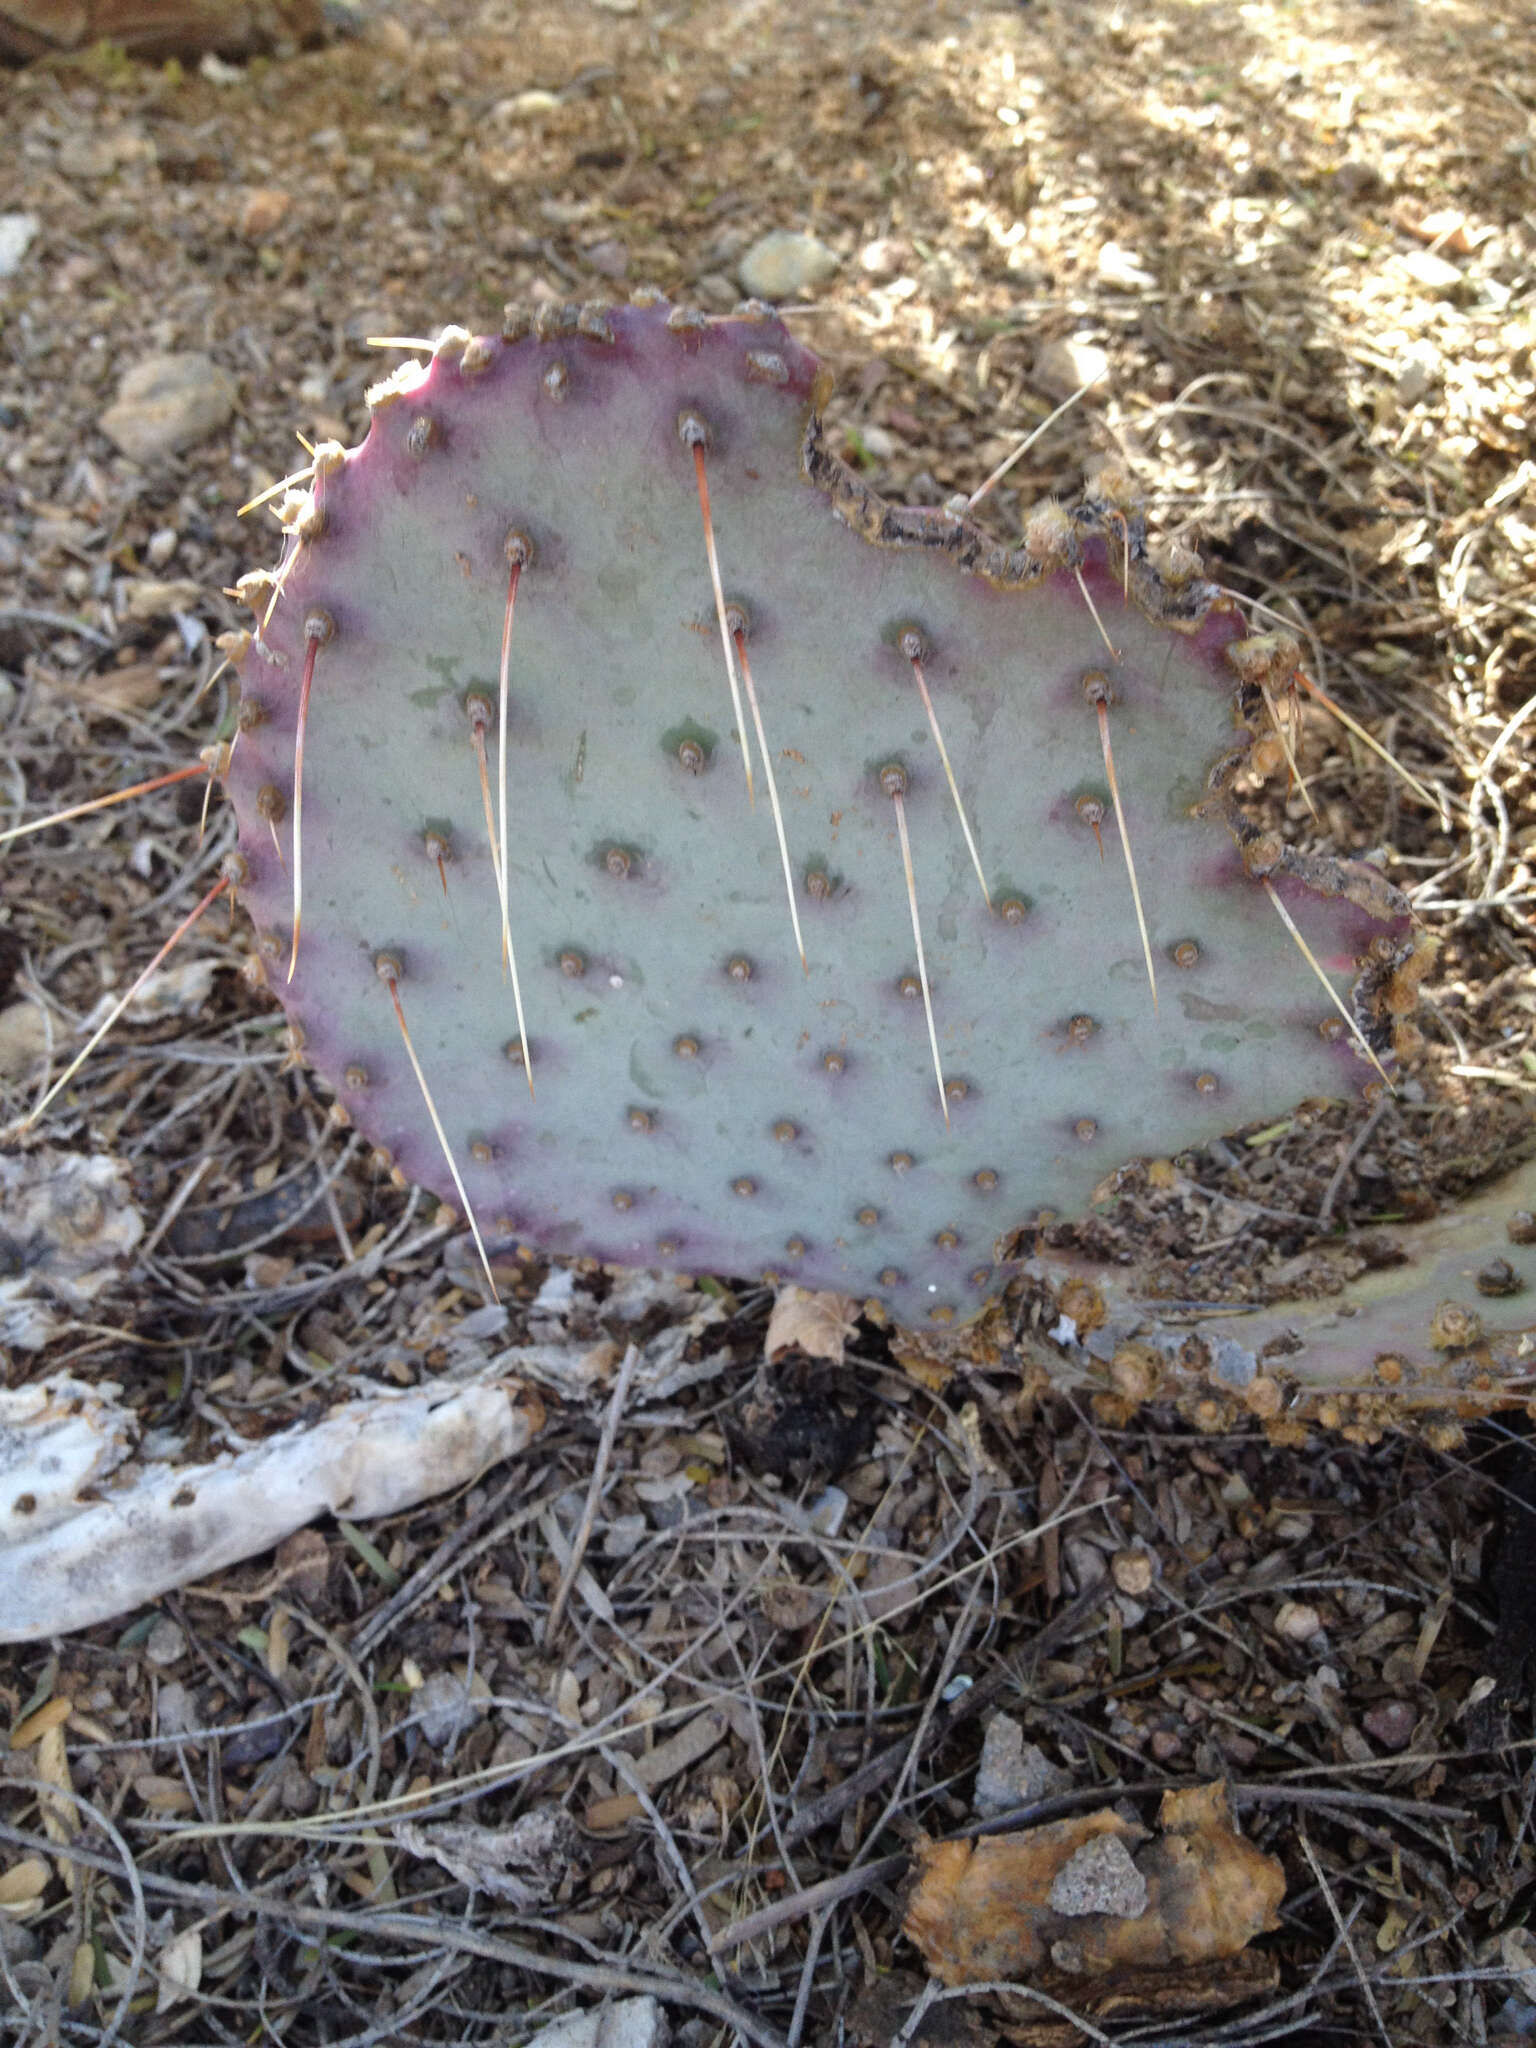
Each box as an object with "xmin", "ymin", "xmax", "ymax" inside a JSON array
[
  {"xmin": 1211, "ymin": 1336, "xmax": 1257, "ymax": 1388},
  {"xmin": 1049, "ymin": 1833, "xmax": 1149, "ymax": 1919},
  {"xmin": 603, "ymin": 1512, "xmax": 647, "ymax": 1559},
  {"xmin": 1096, "ymin": 241, "xmax": 1156, "ymax": 290},
  {"xmin": 498, "ymin": 88, "xmax": 561, "ymax": 118},
  {"xmin": 582, "ymin": 238, "xmax": 629, "ymax": 281},
  {"xmin": 793, "ymin": 1484, "xmax": 848, "ymax": 1539},
  {"xmin": 1032, "ymin": 336, "xmax": 1109, "ymax": 402},
  {"xmin": 1395, "ymin": 339, "xmax": 1442, "ymax": 406},
  {"xmin": 1111, "ymin": 1548, "xmax": 1154, "ymax": 1597},
  {"xmin": 1362, "ymin": 1698, "xmax": 1417, "ymax": 1751},
  {"xmin": 99, "ymin": 354, "xmax": 237, "ymax": 464},
  {"xmin": 695, "ymin": 271, "xmax": 740, "ymax": 312},
  {"xmin": 145, "ymin": 527, "xmax": 179, "ymax": 569},
  {"xmin": 974, "ymin": 1713, "xmax": 1073, "ymax": 1818},
  {"xmin": 1274, "ymin": 1600, "xmax": 1323, "ymax": 1643},
  {"xmin": 1397, "ymin": 248, "xmax": 1463, "ymax": 296},
  {"xmin": 737, "ymin": 229, "xmax": 840, "ymax": 302},
  {"xmin": 240, "ymin": 188, "xmax": 291, "ymax": 239},
  {"xmin": 156, "ymin": 1682, "xmax": 197, "ymax": 1737},
  {"xmin": 414, "ymin": 1671, "xmax": 487, "ymax": 1748},
  {"xmin": 0, "ymin": 213, "xmax": 39, "ymax": 280},
  {"xmin": 855, "ymin": 422, "xmax": 896, "ymax": 461},
  {"xmin": 145, "ymin": 1617, "xmax": 187, "ymax": 1667},
  {"xmin": 57, "ymin": 135, "xmax": 121, "ymax": 181},
  {"xmin": 859, "ymin": 236, "xmax": 910, "ymax": 278},
  {"xmin": 0, "ymin": 1003, "xmax": 49, "ymax": 1083},
  {"xmin": 1064, "ymin": 1537, "xmax": 1108, "ymax": 1594},
  {"xmin": 693, "ymin": 84, "xmax": 732, "ymax": 114},
  {"xmin": 524, "ymin": 1995, "xmax": 667, "ymax": 2047}
]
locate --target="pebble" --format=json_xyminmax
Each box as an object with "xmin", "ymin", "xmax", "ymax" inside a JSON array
[
  {"xmin": 1097, "ymin": 241, "xmax": 1156, "ymax": 290},
  {"xmin": 1049, "ymin": 1833, "xmax": 1149, "ymax": 1919},
  {"xmin": 696, "ymin": 271, "xmax": 739, "ymax": 311},
  {"xmin": 1033, "ymin": 336, "xmax": 1109, "ymax": 402},
  {"xmin": 581, "ymin": 238, "xmax": 629, "ymax": 281},
  {"xmin": 1395, "ymin": 338, "xmax": 1442, "ymax": 405},
  {"xmin": 524, "ymin": 1997, "xmax": 667, "ymax": 2048},
  {"xmin": 145, "ymin": 527, "xmax": 179, "ymax": 569},
  {"xmin": 0, "ymin": 999, "xmax": 42, "ymax": 1080},
  {"xmin": 239, "ymin": 188, "xmax": 291, "ymax": 239},
  {"xmin": 498, "ymin": 88, "xmax": 561, "ymax": 119},
  {"xmin": 856, "ymin": 422, "xmax": 896, "ymax": 461},
  {"xmin": 1397, "ymin": 248, "xmax": 1463, "ymax": 296},
  {"xmin": 1274, "ymin": 1599, "xmax": 1323, "ymax": 1643},
  {"xmin": 974, "ymin": 1712, "xmax": 1073, "ymax": 1818},
  {"xmin": 0, "ymin": 213, "xmax": 38, "ymax": 280},
  {"xmin": 155, "ymin": 1682, "xmax": 197, "ymax": 1737},
  {"xmin": 144, "ymin": 1617, "xmax": 187, "ymax": 1667},
  {"xmin": 602, "ymin": 1512, "xmax": 647, "ymax": 1559},
  {"xmin": 99, "ymin": 354, "xmax": 237, "ymax": 464},
  {"xmin": 737, "ymin": 229, "xmax": 840, "ymax": 301},
  {"xmin": 1111, "ymin": 1548, "xmax": 1154, "ymax": 1597},
  {"xmin": 1362, "ymin": 1698, "xmax": 1417, "ymax": 1751},
  {"xmin": 859, "ymin": 236, "xmax": 911, "ymax": 278}
]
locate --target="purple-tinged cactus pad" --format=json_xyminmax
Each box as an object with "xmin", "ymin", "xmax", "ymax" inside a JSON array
[{"xmin": 226, "ymin": 301, "xmax": 1412, "ymax": 1323}]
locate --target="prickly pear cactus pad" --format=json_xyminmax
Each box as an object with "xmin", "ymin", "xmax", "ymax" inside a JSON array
[{"xmin": 224, "ymin": 299, "xmax": 1415, "ymax": 1324}]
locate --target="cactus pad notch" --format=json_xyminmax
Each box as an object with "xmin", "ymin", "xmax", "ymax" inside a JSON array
[{"xmin": 224, "ymin": 298, "xmax": 1415, "ymax": 1324}]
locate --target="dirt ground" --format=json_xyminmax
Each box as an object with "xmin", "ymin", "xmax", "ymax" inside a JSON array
[{"xmin": 1, "ymin": 0, "xmax": 1534, "ymax": 2041}]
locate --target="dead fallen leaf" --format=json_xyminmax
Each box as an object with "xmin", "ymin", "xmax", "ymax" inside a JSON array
[
  {"xmin": 903, "ymin": 1782, "xmax": 1284, "ymax": 1987},
  {"xmin": 392, "ymin": 1807, "xmax": 582, "ymax": 1904},
  {"xmin": 63, "ymin": 661, "xmax": 166, "ymax": 714},
  {"xmin": 766, "ymin": 1284, "xmax": 859, "ymax": 1364},
  {"xmin": 155, "ymin": 1924, "xmax": 202, "ymax": 2013}
]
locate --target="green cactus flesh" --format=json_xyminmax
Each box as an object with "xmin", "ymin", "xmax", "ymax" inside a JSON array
[
  {"xmin": 224, "ymin": 300, "xmax": 1414, "ymax": 1324},
  {"xmin": 1030, "ymin": 1153, "xmax": 1536, "ymax": 1422}
]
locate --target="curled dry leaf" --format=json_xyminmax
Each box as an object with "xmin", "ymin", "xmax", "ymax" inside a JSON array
[
  {"xmin": 154, "ymin": 1924, "xmax": 202, "ymax": 2014},
  {"xmin": 393, "ymin": 1807, "xmax": 583, "ymax": 1905},
  {"xmin": 765, "ymin": 1283, "xmax": 859, "ymax": 1364},
  {"xmin": 903, "ymin": 1781, "xmax": 1284, "ymax": 1988}
]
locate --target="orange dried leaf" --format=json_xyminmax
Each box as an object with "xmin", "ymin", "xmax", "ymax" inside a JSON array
[{"xmin": 903, "ymin": 1782, "xmax": 1284, "ymax": 1989}]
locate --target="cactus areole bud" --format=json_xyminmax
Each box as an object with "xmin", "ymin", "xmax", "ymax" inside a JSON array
[{"xmin": 225, "ymin": 299, "xmax": 1412, "ymax": 1325}]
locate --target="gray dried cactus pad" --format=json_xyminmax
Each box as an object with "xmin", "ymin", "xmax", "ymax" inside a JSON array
[{"xmin": 224, "ymin": 299, "xmax": 1413, "ymax": 1322}]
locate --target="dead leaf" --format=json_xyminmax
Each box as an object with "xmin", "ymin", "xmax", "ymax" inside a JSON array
[
  {"xmin": 903, "ymin": 1782, "xmax": 1284, "ymax": 1987},
  {"xmin": 392, "ymin": 1807, "xmax": 582, "ymax": 1904},
  {"xmin": 766, "ymin": 1283, "xmax": 859, "ymax": 1364},
  {"xmin": 120, "ymin": 578, "xmax": 203, "ymax": 620},
  {"xmin": 68, "ymin": 661, "xmax": 166, "ymax": 714},
  {"xmin": 155, "ymin": 1924, "xmax": 202, "ymax": 2013}
]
